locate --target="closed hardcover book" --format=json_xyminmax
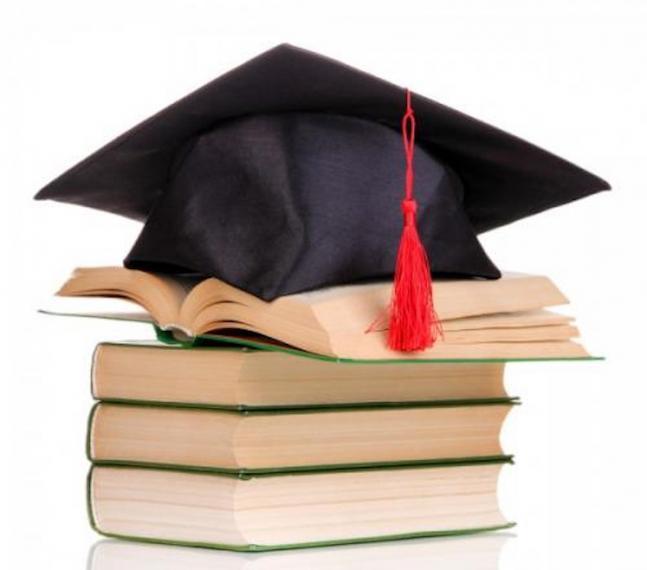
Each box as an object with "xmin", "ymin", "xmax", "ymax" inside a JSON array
[
  {"xmin": 88, "ymin": 461, "xmax": 513, "ymax": 551},
  {"xmin": 88, "ymin": 401, "xmax": 514, "ymax": 473},
  {"xmin": 92, "ymin": 341, "xmax": 510, "ymax": 409}
]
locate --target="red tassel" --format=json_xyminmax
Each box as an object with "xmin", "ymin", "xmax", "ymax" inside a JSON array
[{"xmin": 387, "ymin": 90, "xmax": 442, "ymax": 352}]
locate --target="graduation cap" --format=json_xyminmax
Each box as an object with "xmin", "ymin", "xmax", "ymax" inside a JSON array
[{"xmin": 35, "ymin": 44, "xmax": 609, "ymax": 351}]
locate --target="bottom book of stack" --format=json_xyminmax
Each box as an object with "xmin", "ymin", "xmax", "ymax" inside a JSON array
[
  {"xmin": 89, "ymin": 461, "xmax": 512, "ymax": 551},
  {"xmin": 86, "ymin": 341, "xmax": 515, "ymax": 551}
]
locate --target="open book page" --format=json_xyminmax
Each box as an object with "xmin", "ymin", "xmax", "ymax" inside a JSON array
[
  {"xmin": 42, "ymin": 295, "xmax": 154, "ymax": 323},
  {"xmin": 184, "ymin": 300, "xmax": 578, "ymax": 348},
  {"xmin": 179, "ymin": 277, "xmax": 335, "ymax": 353},
  {"xmin": 180, "ymin": 277, "xmax": 270, "ymax": 330},
  {"xmin": 441, "ymin": 309, "xmax": 573, "ymax": 331},
  {"xmin": 57, "ymin": 267, "xmax": 196, "ymax": 329},
  {"xmin": 296, "ymin": 273, "xmax": 568, "ymax": 338},
  {"xmin": 442, "ymin": 324, "xmax": 579, "ymax": 344},
  {"xmin": 330, "ymin": 336, "xmax": 589, "ymax": 360}
]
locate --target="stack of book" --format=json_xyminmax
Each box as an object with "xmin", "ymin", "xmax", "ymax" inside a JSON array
[{"xmin": 50, "ymin": 267, "xmax": 590, "ymax": 551}]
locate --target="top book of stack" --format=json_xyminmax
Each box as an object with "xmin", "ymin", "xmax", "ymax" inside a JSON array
[{"xmin": 48, "ymin": 267, "xmax": 590, "ymax": 361}]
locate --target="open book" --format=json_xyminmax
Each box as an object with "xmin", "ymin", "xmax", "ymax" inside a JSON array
[{"xmin": 54, "ymin": 267, "xmax": 587, "ymax": 360}]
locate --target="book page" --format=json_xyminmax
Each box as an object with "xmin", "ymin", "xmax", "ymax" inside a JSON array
[{"xmin": 56, "ymin": 267, "xmax": 191, "ymax": 325}]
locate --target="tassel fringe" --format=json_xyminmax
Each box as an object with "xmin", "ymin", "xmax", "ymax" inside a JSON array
[{"xmin": 388, "ymin": 200, "xmax": 442, "ymax": 351}]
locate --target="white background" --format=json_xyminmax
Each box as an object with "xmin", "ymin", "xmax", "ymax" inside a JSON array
[{"xmin": 1, "ymin": 1, "xmax": 646, "ymax": 568}]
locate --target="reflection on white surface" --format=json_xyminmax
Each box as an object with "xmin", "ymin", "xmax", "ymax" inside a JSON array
[{"xmin": 87, "ymin": 533, "xmax": 512, "ymax": 569}]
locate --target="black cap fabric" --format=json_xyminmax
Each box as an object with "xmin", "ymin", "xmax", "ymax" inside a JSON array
[{"xmin": 34, "ymin": 44, "xmax": 609, "ymax": 300}]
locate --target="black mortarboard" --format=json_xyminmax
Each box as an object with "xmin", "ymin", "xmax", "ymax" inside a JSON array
[{"xmin": 35, "ymin": 44, "xmax": 609, "ymax": 347}]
